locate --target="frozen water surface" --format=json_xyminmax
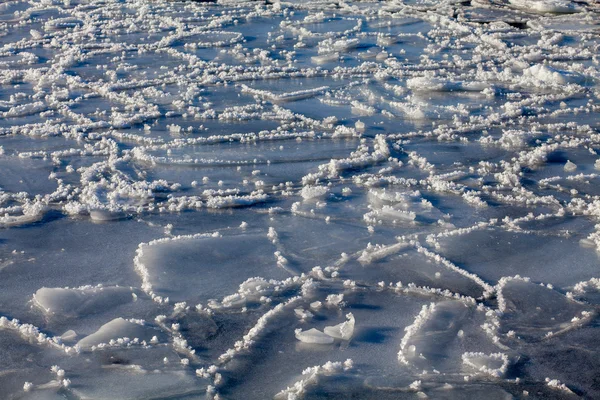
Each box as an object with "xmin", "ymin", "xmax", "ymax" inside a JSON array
[{"xmin": 0, "ymin": 0, "xmax": 599, "ymax": 398}]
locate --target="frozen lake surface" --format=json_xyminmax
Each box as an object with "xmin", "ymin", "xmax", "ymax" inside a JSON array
[{"xmin": 1, "ymin": 0, "xmax": 600, "ymax": 398}]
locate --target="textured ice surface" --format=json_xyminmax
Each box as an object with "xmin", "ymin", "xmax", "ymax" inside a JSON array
[
  {"xmin": 76, "ymin": 317, "xmax": 167, "ymax": 350},
  {"xmin": 33, "ymin": 286, "xmax": 135, "ymax": 318},
  {"xmin": 136, "ymin": 231, "xmax": 291, "ymax": 304},
  {"xmin": 1, "ymin": 0, "xmax": 600, "ymax": 398}
]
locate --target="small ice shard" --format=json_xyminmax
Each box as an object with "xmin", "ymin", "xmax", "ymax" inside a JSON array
[
  {"xmin": 377, "ymin": 35, "xmax": 397, "ymax": 46},
  {"xmin": 310, "ymin": 301, "xmax": 323, "ymax": 310},
  {"xmin": 311, "ymin": 53, "xmax": 339, "ymax": 65},
  {"xmin": 324, "ymin": 313, "xmax": 355, "ymax": 340},
  {"xmin": 379, "ymin": 206, "xmax": 416, "ymax": 223},
  {"xmin": 44, "ymin": 17, "xmax": 84, "ymax": 31},
  {"xmin": 295, "ymin": 328, "xmax": 334, "ymax": 344},
  {"xmin": 351, "ymin": 101, "xmax": 376, "ymax": 116},
  {"xmin": 30, "ymin": 30, "xmax": 43, "ymax": 39},
  {"xmin": 564, "ymin": 160, "xmax": 577, "ymax": 172},
  {"xmin": 407, "ymin": 77, "xmax": 489, "ymax": 93},
  {"xmin": 358, "ymin": 50, "xmax": 378, "ymax": 60},
  {"xmin": 295, "ymin": 308, "xmax": 314, "ymax": 320},
  {"xmin": 240, "ymin": 85, "xmax": 330, "ymax": 103},
  {"xmin": 89, "ymin": 209, "xmax": 125, "ymax": 222},
  {"xmin": 545, "ymin": 378, "xmax": 575, "ymax": 394},
  {"xmin": 77, "ymin": 318, "xmax": 164, "ymax": 350},
  {"xmin": 409, "ymin": 380, "xmax": 422, "ymax": 391},
  {"xmin": 376, "ymin": 52, "xmax": 388, "ymax": 61},
  {"xmin": 326, "ymin": 294, "xmax": 344, "ymax": 307},
  {"xmin": 332, "ymin": 38, "xmax": 360, "ymax": 52},
  {"xmin": 407, "ymin": 77, "xmax": 453, "ymax": 92},
  {"xmin": 60, "ymin": 330, "xmax": 78, "ymax": 342},
  {"xmin": 301, "ymin": 185, "xmax": 329, "ymax": 200},
  {"xmin": 332, "ymin": 125, "xmax": 359, "ymax": 138}
]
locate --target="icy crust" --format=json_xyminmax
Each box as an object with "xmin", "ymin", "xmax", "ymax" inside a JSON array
[
  {"xmin": 523, "ymin": 65, "xmax": 585, "ymax": 87},
  {"xmin": 70, "ymin": 368, "xmax": 206, "ymax": 400},
  {"xmin": 207, "ymin": 289, "xmax": 460, "ymax": 398},
  {"xmin": 323, "ymin": 313, "xmax": 355, "ymax": 340},
  {"xmin": 496, "ymin": 276, "xmax": 594, "ymax": 341},
  {"xmin": 406, "ymin": 77, "xmax": 490, "ymax": 93},
  {"xmin": 295, "ymin": 313, "xmax": 355, "ymax": 343},
  {"xmin": 397, "ymin": 300, "xmax": 510, "ymax": 374},
  {"xmin": 0, "ymin": 316, "xmax": 78, "ymax": 355},
  {"xmin": 461, "ymin": 352, "xmax": 509, "ymax": 378},
  {"xmin": 507, "ymin": 0, "xmax": 581, "ymax": 14},
  {"xmin": 76, "ymin": 317, "xmax": 166, "ymax": 351},
  {"xmin": 295, "ymin": 328, "xmax": 334, "ymax": 344},
  {"xmin": 275, "ymin": 359, "xmax": 354, "ymax": 400},
  {"xmin": 134, "ymin": 232, "xmax": 221, "ymax": 304},
  {"xmin": 241, "ymin": 84, "xmax": 331, "ymax": 103},
  {"xmin": 33, "ymin": 285, "xmax": 134, "ymax": 317},
  {"xmin": 1, "ymin": 0, "xmax": 600, "ymax": 398},
  {"xmin": 216, "ymin": 296, "xmax": 303, "ymax": 365},
  {"xmin": 134, "ymin": 230, "xmax": 293, "ymax": 305}
]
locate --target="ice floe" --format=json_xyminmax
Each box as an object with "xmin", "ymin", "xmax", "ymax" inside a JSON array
[{"xmin": 0, "ymin": 0, "xmax": 599, "ymax": 397}]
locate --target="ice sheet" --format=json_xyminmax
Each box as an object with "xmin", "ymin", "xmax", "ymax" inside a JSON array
[{"xmin": 1, "ymin": 0, "xmax": 599, "ymax": 398}]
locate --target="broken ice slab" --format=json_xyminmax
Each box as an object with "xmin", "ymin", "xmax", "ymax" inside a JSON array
[
  {"xmin": 295, "ymin": 328, "xmax": 335, "ymax": 344},
  {"xmin": 76, "ymin": 317, "xmax": 167, "ymax": 350},
  {"xmin": 398, "ymin": 301, "xmax": 501, "ymax": 374},
  {"xmin": 136, "ymin": 231, "xmax": 291, "ymax": 304},
  {"xmin": 437, "ymin": 225, "xmax": 600, "ymax": 290},
  {"xmin": 497, "ymin": 278, "xmax": 592, "ymax": 341},
  {"xmin": 33, "ymin": 286, "xmax": 135, "ymax": 318}
]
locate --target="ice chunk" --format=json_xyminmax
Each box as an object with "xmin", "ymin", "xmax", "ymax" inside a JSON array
[
  {"xmin": 275, "ymin": 359, "xmax": 353, "ymax": 399},
  {"xmin": 398, "ymin": 301, "xmax": 497, "ymax": 372},
  {"xmin": 60, "ymin": 330, "xmax": 78, "ymax": 343},
  {"xmin": 332, "ymin": 38, "xmax": 360, "ymax": 52},
  {"xmin": 33, "ymin": 286, "xmax": 134, "ymax": 317},
  {"xmin": 508, "ymin": 0, "xmax": 580, "ymax": 13},
  {"xmin": 1, "ymin": 0, "xmax": 599, "ymax": 397},
  {"xmin": 407, "ymin": 77, "xmax": 488, "ymax": 93},
  {"xmin": 311, "ymin": 53, "xmax": 339, "ymax": 65},
  {"xmin": 301, "ymin": 185, "xmax": 329, "ymax": 200},
  {"xmin": 461, "ymin": 352, "xmax": 509, "ymax": 378},
  {"xmin": 136, "ymin": 232, "xmax": 290, "ymax": 304},
  {"xmin": 294, "ymin": 308, "xmax": 314, "ymax": 321},
  {"xmin": 523, "ymin": 65, "xmax": 583, "ymax": 86},
  {"xmin": 89, "ymin": 209, "xmax": 126, "ymax": 222},
  {"xmin": 77, "ymin": 318, "xmax": 166, "ymax": 350},
  {"xmin": 295, "ymin": 328, "xmax": 334, "ymax": 344},
  {"xmin": 497, "ymin": 277, "xmax": 592, "ymax": 340},
  {"xmin": 564, "ymin": 160, "xmax": 577, "ymax": 172},
  {"xmin": 71, "ymin": 366, "xmax": 206, "ymax": 400},
  {"xmin": 323, "ymin": 313, "xmax": 355, "ymax": 340}
]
